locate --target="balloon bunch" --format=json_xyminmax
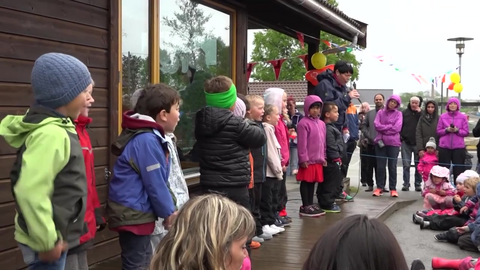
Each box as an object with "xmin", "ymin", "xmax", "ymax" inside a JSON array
[
  {"xmin": 447, "ymin": 72, "xmax": 464, "ymax": 94},
  {"xmin": 305, "ymin": 53, "xmax": 333, "ymax": 86}
]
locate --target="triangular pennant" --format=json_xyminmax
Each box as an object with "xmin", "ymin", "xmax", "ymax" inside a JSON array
[
  {"xmin": 297, "ymin": 54, "xmax": 308, "ymax": 70},
  {"xmin": 267, "ymin": 59, "xmax": 287, "ymax": 80},
  {"xmin": 246, "ymin": 62, "xmax": 257, "ymax": 81}
]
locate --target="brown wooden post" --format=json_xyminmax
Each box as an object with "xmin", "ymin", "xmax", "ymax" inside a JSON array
[
  {"xmin": 306, "ymin": 36, "xmax": 320, "ymax": 95},
  {"xmin": 235, "ymin": 8, "xmax": 248, "ymax": 95}
]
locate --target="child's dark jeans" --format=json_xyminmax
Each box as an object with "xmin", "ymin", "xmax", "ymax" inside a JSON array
[
  {"xmin": 317, "ymin": 161, "xmax": 342, "ymax": 208},
  {"xmin": 118, "ymin": 231, "xmax": 152, "ymax": 270}
]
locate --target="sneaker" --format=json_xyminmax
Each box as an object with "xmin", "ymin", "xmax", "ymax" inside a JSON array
[
  {"xmin": 412, "ymin": 213, "xmax": 423, "ymax": 224},
  {"xmin": 252, "ymin": 236, "xmax": 264, "ymax": 243},
  {"xmin": 390, "ymin": 190, "xmax": 398, "ymax": 197},
  {"xmin": 262, "ymin": 225, "xmax": 279, "ymax": 235},
  {"xmin": 420, "ymin": 220, "xmax": 430, "ymax": 230},
  {"xmin": 270, "ymin": 224, "xmax": 285, "ymax": 233},
  {"xmin": 323, "ymin": 204, "xmax": 341, "ymax": 213},
  {"xmin": 362, "ymin": 182, "xmax": 367, "ymax": 187},
  {"xmin": 283, "ymin": 215, "xmax": 293, "ymax": 223},
  {"xmin": 299, "ymin": 205, "xmax": 326, "ymax": 217},
  {"xmin": 415, "ymin": 186, "xmax": 422, "ymax": 192},
  {"xmin": 365, "ymin": 186, "xmax": 374, "ymax": 192},
  {"xmin": 257, "ymin": 232, "xmax": 273, "ymax": 240},
  {"xmin": 415, "ymin": 210, "xmax": 427, "ymax": 217},
  {"xmin": 410, "ymin": 259, "xmax": 426, "ymax": 270},
  {"xmin": 434, "ymin": 232, "xmax": 448, "ymax": 242},
  {"xmin": 401, "ymin": 186, "xmax": 409, "ymax": 191},
  {"xmin": 336, "ymin": 191, "xmax": 354, "ymax": 202},
  {"xmin": 250, "ymin": 240, "xmax": 261, "ymax": 249},
  {"xmin": 275, "ymin": 218, "xmax": 289, "ymax": 227},
  {"xmin": 373, "ymin": 188, "xmax": 383, "ymax": 197}
]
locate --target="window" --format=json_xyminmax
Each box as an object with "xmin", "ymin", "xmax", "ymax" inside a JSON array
[
  {"xmin": 121, "ymin": 0, "xmax": 150, "ymax": 113},
  {"xmin": 159, "ymin": 0, "xmax": 234, "ymax": 170}
]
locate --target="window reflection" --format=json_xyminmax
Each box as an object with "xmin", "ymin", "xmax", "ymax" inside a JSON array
[
  {"xmin": 159, "ymin": 0, "xmax": 232, "ymax": 167},
  {"xmin": 122, "ymin": 0, "xmax": 150, "ymax": 113}
]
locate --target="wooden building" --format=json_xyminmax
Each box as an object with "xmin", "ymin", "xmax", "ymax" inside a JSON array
[{"xmin": 0, "ymin": 0, "xmax": 366, "ymax": 268}]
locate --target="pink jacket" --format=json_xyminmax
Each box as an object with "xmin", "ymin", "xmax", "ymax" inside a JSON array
[
  {"xmin": 374, "ymin": 95, "xmax": 403, "ymax": 147},
  {"xmin": 275, "ymin": 115, "xmax": 290, "ymax": 167},
  {"xmin": 417, "ymin": 152, "xmax": 438, "ymax": 182},
  {"xmin": 297, "ymin": 95, "xmax": 326, "ymax": 165},
  {"xmin": 422, "ymin": 178, "xmax": 455, "ymax": 197},
  {"xmin": 241, "ymin": 256, "xmax": 251, "ymax": 270}
]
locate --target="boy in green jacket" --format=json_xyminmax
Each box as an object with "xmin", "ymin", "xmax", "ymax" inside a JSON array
[{"xmin": 0, "ymin": 53, "xmax": 91, "ymax": 269}]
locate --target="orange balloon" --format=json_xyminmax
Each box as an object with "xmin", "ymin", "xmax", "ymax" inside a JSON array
[
  {"xmin": 304, "ymin": 65, "xmax": 334, "ymax": 85},
  {"xmin": 448, "ymin": 82, "xmax": 455, "ymax": 90}
]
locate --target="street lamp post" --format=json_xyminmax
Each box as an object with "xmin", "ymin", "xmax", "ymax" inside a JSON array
[{"xmin": 447, "ymin": 37, "xmax": 474, "ymax": 100}]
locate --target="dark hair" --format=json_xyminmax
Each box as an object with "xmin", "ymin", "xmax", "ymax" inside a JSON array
[
  {"xmin": 303, "ymin": 215, "xmax": 408, "ymax": 270},
  {"xmin": 237, "ymin": 93, "xmax": 250, "ymax": 112},
  {"xmin": 321, "ymin": 102, "xmax": 337, "ymax": 120},
  {"xmin": 204, "ymin": 75, "xmax": 233, "ymax": 93},
  {"xmin": 334, "ymin": 60, "xmax": 354, "ymax": 75},
  {"xmin": 134, "ymin": 83, "xmax": 180, "ymax": 120},
  {"xmin": 374, "ymin": 93, "xmax": 385, "ymax": 101}
]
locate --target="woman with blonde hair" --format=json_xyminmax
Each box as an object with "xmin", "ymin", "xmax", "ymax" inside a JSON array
[{"xmin": 150, "ymin": 194, "xmax": 255, "ymax": 270}]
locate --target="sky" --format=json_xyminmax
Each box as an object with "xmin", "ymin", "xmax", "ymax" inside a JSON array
[{"xmin": 248, "ymin": 0, "xmax": 480, "ymax": 100}]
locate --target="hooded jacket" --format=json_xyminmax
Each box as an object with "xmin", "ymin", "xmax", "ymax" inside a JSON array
[
  {"xmin": 264, "ymin": 88, "xmax": 290, "ymax": 167},
  {"xmin": 416, "ymin": 100, "xmax": 439, "ymax": 152},
  {"xmin": 70, "ymin": 115, "xmax": 105, "ymax": 253},
  {"xmin": 107, "ymin": 111, "xmax": 176, "ymax": 234},
  {"xmin": 472, "ymin": 118, "xmax": 480, "ymax": 161},
  {"xmin": 422, "ymin": 165, "xmax": 455, "ymax": 197},
  {"xmin": 263, "ymin": 122, "xmax": 283, "ymax": 180},
  {"xmin": 417, "ymin": 151, "xmax": 438, "ymax": 182},
  {"xmin": 194, "ymin": 107, "xmax": 266, "ymax": 188},
  {"xmin": 374, "ymin": 95, "xmax": 403, "ymax": 147},
  {"xmin": 297, "ymin": 95, "xmax": 326, "ymax": 165},
  {"xmin": 401, "ymin": 102, "xmax": 422, "ymax": 145},
  {"xmin": 313, "ymin": 69, "xmax": 351, "ymax": 131},
  {"xmin": 250, "ymin": 121, "xmax": 268, "ymax": 184},
  {"xmin": 437, "ymin": 97, "xmax": 469, "ymax": 149},
  {"xmin": 0, "ymin": 106, "xmax": 87, "ymax": 252}
]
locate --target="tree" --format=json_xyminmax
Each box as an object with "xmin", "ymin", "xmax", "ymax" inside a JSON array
[
  {"xmin": 122, "ymin": 52, "xmax": 148, "ymax": 110},
  {"xmin": 250, "ymin": 0, "xmax": 361, "ymax": 82}
]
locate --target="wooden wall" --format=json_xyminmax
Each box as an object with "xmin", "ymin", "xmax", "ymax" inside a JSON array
[{"xmin": 0, "ymin": 0, "xmax": 119, "ymax": 268}]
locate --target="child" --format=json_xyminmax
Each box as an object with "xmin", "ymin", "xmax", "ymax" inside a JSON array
[
  {"xmin": 296, "ymin": 95, "xmax": 326, "ymax": 217},
  {"xmin": 286, "ymin": 95, "xmax": 303, "ymax": 176},
  {"xmin": 261, "ymin": 104, "xmax": 285, "ymax": 235},
  {"xmin": 416, "ymin": 171, "xmax": 477, "ymax": 230},
  {"xmin": 67, "ymin": 82, "xmax": 106, "ymax": 269},
  {"xmin": 417, "ymin": 137, "xmax": 438, "ymax": 182},
  {"xmin": 264, "ymin": 88, "xmax": 291, "ymax": 225},
  {"xmin": 317, "ymin": 102, "xmax": 343, "ymax": 213},
  {"xmin": 0, "ymin": 53, "xmax": 91, "ymax": 267},
  {"xmin": 233, "ymin": 95, "xmax": 262, "ymax": 249},
  {"xmin": 422, "ymin": 165, "xmax": 455, "ymax": 210},
  {"xmin": 107, "ymin": 84, "xmax": 179, "ymax": 269}
]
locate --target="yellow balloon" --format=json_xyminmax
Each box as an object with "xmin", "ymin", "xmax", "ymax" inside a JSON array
[
  {"xmin": 450, "ymin": 72, "xmax": 461, "ymax": 84},
  {"xmin": 453, "ymin": 83, "xmax": 463, "ymax": 93},
  {"xmin": 311, "ymin": 53, "xmax": 327, "ymax": 69}
]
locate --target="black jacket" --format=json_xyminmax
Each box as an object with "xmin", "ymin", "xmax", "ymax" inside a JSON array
[
  {"xmin": 250, "ymin": 121, "xmax": 267, "ymax": 184},
  {"xmin": 325, "ymin": 122, "xmax": 344, "ymax": 160},
  {"xmin": 195, "ymin": 107, "xmax": 267, "ymax": 188},
  {"xmin": 400, "ymin": 104, "xmax": 422, "ymax": 146},
  {"xmin": 473, "ymin": 119, "xmax": 480, "ymax": 161}
]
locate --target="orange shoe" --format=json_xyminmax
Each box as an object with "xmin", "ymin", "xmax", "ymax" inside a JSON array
[
  {"xmin": 250, "ymin": 240, "xmax": 261, "ymax": 249},
  {"xmin": 391, "ymin": 190, "xmax": 398, "ymax": 197},
  {"xmin": 372, "ymin": 188, "xmax": 383, "ymax": 197}
]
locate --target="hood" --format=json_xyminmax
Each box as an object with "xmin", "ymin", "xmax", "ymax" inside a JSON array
[
  {"xmin": 429, "ymin": 165, "xmax": 450, "ymax": 179},
  {"xmin": 423, "ymin": 100, "xmax": 438, "ymax": 117},
  {"xmin": 121, "ymin": 110, "xmax": 165, "ymax": 135},
  {"xmin": 264, "ymin": 88, "xmax": 284, "ymax": 113},
  {"xmin": 74, "ymin": 114, "xmax": 92, "ymax": 128},
  {"xmin": 303, "ymin": 95, "xmax": 323, "ymax": 116},
  {"xmin": 446, "ymin": 97, "xmax": 461, "ymax": 112},
  {"xmin": 386, "ymin": 95, "xmax": 401, "ymax": 110},
  {"xmin": 0, "ymin": 105, "xmax": 75, "ymax": 149},
  {"xmin": 195, "ymin": 107, "xmax": 232, "ymax": 137}
]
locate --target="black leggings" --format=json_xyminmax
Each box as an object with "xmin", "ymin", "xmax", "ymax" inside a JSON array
[
  {"xmin": 300, "ymin": 182, "xmax": 315, "ymax": 206},
  {"xmin": 438, "ymin": 147, "xmax": 466, "ymax": 183}
]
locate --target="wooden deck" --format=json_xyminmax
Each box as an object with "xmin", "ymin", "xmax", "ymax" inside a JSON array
[{"xmin": 91, "ymin": 190, "xmax": 402, "ymax": 270}]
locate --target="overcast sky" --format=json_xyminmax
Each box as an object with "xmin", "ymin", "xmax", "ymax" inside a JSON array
[{"xmin": 248, "ymin": 0, "xmax": 480, "ymax": 100}]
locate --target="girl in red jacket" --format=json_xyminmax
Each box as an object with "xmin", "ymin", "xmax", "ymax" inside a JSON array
[{"xmin": 66, "ymin": 85, "xmax": 105, "ymax": 269}]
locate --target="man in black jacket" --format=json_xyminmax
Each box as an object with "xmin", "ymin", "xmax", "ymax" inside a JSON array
[{"xmin": 400, "ymin": 96, "xmax": 423, "ymax": 191}]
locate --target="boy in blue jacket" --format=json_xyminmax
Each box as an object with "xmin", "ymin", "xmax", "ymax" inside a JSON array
[{"xmin": 107, "ymin": 84, "xmax": 179, "ymax": 270}]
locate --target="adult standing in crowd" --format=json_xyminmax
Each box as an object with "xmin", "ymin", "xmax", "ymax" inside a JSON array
[
  {"xmin": 344, "ymin": 102, "xmax": 359, "ymax": 177},
  {"xmin": 400, "ymin": 96, "xmax": 423, "ymax": 191},
  {"xmin": 358, "ymin": 102, "xmax": 370, "ymax": 187},
  {"xmin": 437, "ymin": 97, "xmax": 469, "ymax": 182},
  {"xmin": 286, "ymin": 96, "xmax": 303, "ymax": 176},
  {"xmin": 313, "ymin": 60, "xmax": 359, "ymax": 201},
  {"xmin": 360, "ymin": 94, "xmax": 384, "ymax": 192},
  {"xmin": 416, "ymin": 99, "xmax": 439, "ymax": 163},
  {"xmin": 472, "ymin": 118, "xmax": 480, "ymax": 173}
]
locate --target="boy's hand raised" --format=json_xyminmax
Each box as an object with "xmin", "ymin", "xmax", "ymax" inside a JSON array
[{"xmin": 38, "ymin": 240, "xmax": 68, "ymax": 262}]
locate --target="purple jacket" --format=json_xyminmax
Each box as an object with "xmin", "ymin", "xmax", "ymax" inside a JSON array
[
  {"xmin": 297, "ymin": 95, "xmax": 326, "ymax": 165},
  {"xmin": 437, "ymin": 97, "xmax": 469, "ymax": 149},
  {"xmin": 374, "ymin": 95, "xmax": 403, "ymax": 147}
]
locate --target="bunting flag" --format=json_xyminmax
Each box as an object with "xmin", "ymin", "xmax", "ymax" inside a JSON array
[
  {"xmin": 267, "ymin": 59, "xmax": 287, "ymax": 80},
  {"xmin": 296, "ymin": 32, "xmax": 305, "ymax": 49},
  {"xmin": 246, "ymin": 62, "xmax": 257, "ymax": 81},
  {"xmin": 297, "ymin": 54, "xmax": 308, "ymax": 70}
]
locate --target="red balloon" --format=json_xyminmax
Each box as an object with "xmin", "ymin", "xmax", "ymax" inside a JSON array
[
  {"xmin": 448, "ymin": 82, "xmax": 455, "ymax": 90},
  {"xmin": 305, "ymin": 64, "xmax": 334, "ymax": 85}
]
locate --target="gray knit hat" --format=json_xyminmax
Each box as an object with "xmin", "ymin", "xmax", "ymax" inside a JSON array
[
  {"xmin": 31, "ymin": 53, "xmax": 92, "ymax": 109},
  {"xmin": 426, "ymin": 137, "xmax": 436, "ymax": 149}
]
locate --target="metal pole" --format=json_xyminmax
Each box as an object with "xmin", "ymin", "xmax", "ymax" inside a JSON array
[
  {"xmin": 440, "ymin": 82, "xmax": 444, "ymax": 114},
  {"xmin": 458, "ymin": 54, "xmax": 462, "ymax": 100}
]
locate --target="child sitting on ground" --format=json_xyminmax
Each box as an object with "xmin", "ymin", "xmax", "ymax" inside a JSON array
[
  {"xmin": 296, "ymin": 95, "xmax": 326, "ymax": 217},
  {"xmin": 418, "ymin": 137, "xmax": 438, "ymax": 182},
  {"xmin": 422, "ymin": 165, "xmax": 455, "ymax": 210}
]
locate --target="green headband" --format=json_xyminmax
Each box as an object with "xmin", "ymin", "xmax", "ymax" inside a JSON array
[{"xmin": 204, "ymin": 83, "xmax": 237, "ymax": 109}]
